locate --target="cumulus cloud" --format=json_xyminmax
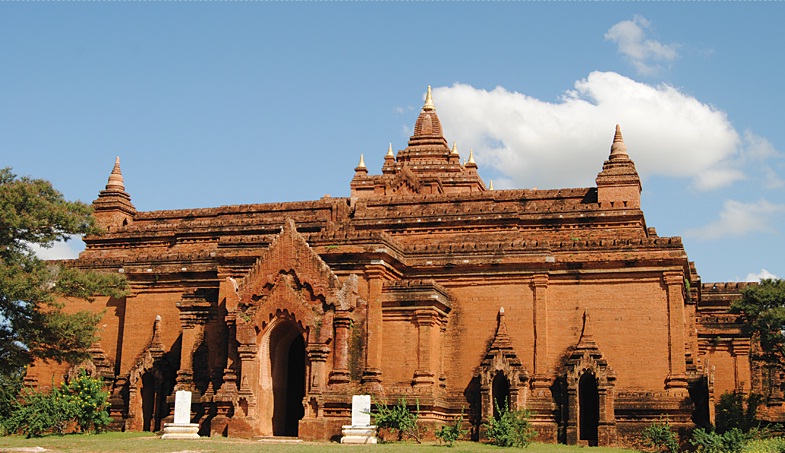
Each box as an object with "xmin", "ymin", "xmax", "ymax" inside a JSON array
[
  {"xmin": 432, "ymin": 72, "xmax": 750, "ymax": 191},
  {"xmin": 683, "ymin": 199, "xmax": 785, "ymax": 240},
  {"xmin": 605, "ymin": 15, "xmax": 679, "ymax": 75},
  {"xmin": 744, "ymin": 269, "xmax": 780, "ymax": 282},
  {"xmin": 29, "ymin": 236, "xmax": 84, "ymax": 260}
]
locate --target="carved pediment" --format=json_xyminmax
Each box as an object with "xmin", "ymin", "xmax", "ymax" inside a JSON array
[
  {"xmin": 564, "ymin": 309, "xmax": 616, "ymax": 386},
  {"xmin": 236, "ymin": 218, "xmax": 358, "ymax": 314},
  {"xmin": 476, "ymin": 307, "xmax": 529, "ymax": 388}
]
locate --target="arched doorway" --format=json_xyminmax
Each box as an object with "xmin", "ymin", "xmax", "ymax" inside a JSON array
[
  {"xmin": 579, "ymin": 372, "xmax": 599, "ymax": 446},
  {"xmin": 267, "ymin": 321, "xmax": 307, "ymax": 437},
  {"xmin": 492, "ymin": 371, "xmax": 511, "ymax": 418}
]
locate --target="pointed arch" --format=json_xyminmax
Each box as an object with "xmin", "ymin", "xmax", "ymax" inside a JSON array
[
  {"xmin": 475, "ymin": 308, "xmax": 530, "ymax": 423},
  {"xmin": 563, "ymin": 310, "xmax": 617, "ymax": 446},
  {"xmin": 125, "ymin": 316, "xmax": 176, "ymax": 432}
]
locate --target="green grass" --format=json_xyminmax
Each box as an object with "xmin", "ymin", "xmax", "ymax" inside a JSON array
[{"xmin": 0, "ymin": 431, "xmax": 642, "ymax": 453}]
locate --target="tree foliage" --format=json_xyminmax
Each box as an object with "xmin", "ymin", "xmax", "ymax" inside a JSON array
[
  {"xmin": 730, "ymin": 279, "xmax": 785, "ymax": 366},
  {"xmin": 0, "ymin": 168, "xmax": 127, "ymax": 376}
]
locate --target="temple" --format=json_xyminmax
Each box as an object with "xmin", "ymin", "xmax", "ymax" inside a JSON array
[{"xmin": 27, "ymin": 87, "xmax": 782, "ymax": 446}]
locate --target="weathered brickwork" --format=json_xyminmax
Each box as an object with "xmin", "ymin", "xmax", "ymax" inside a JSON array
[{"xmin": 26, "ymin": 88, "xmax": 779, "ymax": 446}]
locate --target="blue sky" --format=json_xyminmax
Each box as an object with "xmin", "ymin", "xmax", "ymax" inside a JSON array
[{"xmin": 2, "ymin": 3, "xmax": 783, "ymax": 283}]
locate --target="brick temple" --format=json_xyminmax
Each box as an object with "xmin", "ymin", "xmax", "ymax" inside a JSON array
[{"xmin": 27, "ymin": 87, "xmax": 782, "ymax": 446}]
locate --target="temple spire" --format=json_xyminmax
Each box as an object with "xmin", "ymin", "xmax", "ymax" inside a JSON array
[
  {"xmin": 386, "ymin": 143, "xmax": 394, "ymax": 158},
  {"xmin": 489, "ymin": 180, "xmax": 494, "ymax": 190},
  {"xmin": 609, "ymin": 124, "xmax": 628, "ymax": 159},
  {"xmin": 451, "ymin": 142, "xmax": 459, "ymax": 156},
  {"xmin": 92, "ymin": 156, "xmax": 135, "ymax": 231},
  {"xmin": 423, "ymin": 85, "xmax": 435, "ymax": 111},
  {"xmin": 105, "ymin": 156, "xmax": 125, "ymax": 192},
  {"xmin": 596, "ymin": 123, "xmax": 641, "ymax": 209}
]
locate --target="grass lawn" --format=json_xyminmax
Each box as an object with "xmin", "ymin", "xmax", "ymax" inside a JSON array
[{"xmin": 0, "ymin": 432, "xmax": 642, "ymax": 453}]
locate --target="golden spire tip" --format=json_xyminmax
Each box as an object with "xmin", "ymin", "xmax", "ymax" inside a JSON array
[
  {"xmin": 451, "ymin": 142, "xmax": 458, "ymax": 155},
  {"xmin": 467, "ymin": 148, "xmax": 476, "ymax": 164},
  {"xmin": 357, "ymin": 153, "xmax": 366, "ymax": 169},
  {"xmin": 423, "ymin": 85, "xmax": 435, "ymax": 111},
  {"xmin": 386, "ymin": 143, "xmax": 394, "ymax": 157}
]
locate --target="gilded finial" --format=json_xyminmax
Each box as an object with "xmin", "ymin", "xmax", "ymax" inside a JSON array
[
  {"xmin": 386, "ymin": 143, "xmax": 394, "ymax": 158},
  {"xmin": 357, "ymin": 154, "xmax": 366, "ymax": 169},
  {"xmin": 451, "ymin": 142, "xmax": 459, "ymax": 155},
  {"xmin": 106, "ymin": 156, "xmax": 125, "ymax": 192},
  {"xmin": 610, "ymin": 124, "xmax": 628, "ymax": 158},
  {"xmin": 467, "ymin": 149, "xmax": 476, "ymax": 165},
  {"xmin": 489, "ymin": 180, "xmax": 494, "ymax": 190},
  {"xmin": 423, "ymin": 85, "xmax": 435, "ymax": 111}
]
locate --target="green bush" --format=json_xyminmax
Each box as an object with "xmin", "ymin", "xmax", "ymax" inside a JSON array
[
  {"xmin": 691, "ymin": 427, "xmax": 748, "ymax": 453},
  {"xmin": 2, "ymin": 371, "xmax": 110, "ymax": 437},
  {"xmin": 482, "ymin": 400, "xmax": 536, "ymax": 448},
  {"xmin": 373, "ymin": 398, "xmax": 425, "ymax": 443},
  {"xmin": 742, "ymin": 436, "xmax": 785, "ymax": 452},
  {"xmin": 716, "ymin": 392, "xmax": 763, "ymax": 434},
  {"xmin": 642, "ymin": 419, "xmax": 679, "ymax": 453},
  {"xmin": 62, "ymin": 370, "xmax": 112, "ymax": 433},
  {"xmin": 436, "ymin": 412, "xmax": 469, "ymax": 447}
]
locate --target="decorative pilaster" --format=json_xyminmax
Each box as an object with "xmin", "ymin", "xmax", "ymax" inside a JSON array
[
  {"xmin": 531, "ymin": 274, "xmax": 550, "ymax": 391},
  {"xmin": 329, "ymin": 314, "xmax": 352, "ymax": 385},
  {"xmin": 175, "ymin": 295, "xmax": 212, "ymax": 391},
  {"xmin": 413, "ymin": 310, "xmax": 438, "ymax": 387},
  {"xmin": 663, "ymin": 271, "xmax": 688, "ymax": 394},
  {"xmin": 362, "ymin": 271, "xmax": 384, "ymax": 388},
  {"xmin": 307, "ymin": 344, "xmax": 330, "ymax": 394}
]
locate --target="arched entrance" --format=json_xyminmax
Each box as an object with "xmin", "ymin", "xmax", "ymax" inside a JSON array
[
  {"xmin": 492, "ymin": 371, "xmax": 511, "ymax": 418},
  {"xmin": 265, "ymin": 320, "xmax": 307, "ymax": 437},
  {"xmin": 579, "ymin": 372, "xmax": 599, "ymax": 446}
]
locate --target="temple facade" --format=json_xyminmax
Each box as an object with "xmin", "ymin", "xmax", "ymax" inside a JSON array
[{"xmin": 27, "ymin": 88, "xmax": 781, "ymax": 446}]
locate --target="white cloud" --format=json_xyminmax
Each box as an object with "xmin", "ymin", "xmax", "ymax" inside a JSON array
[
  {"xmin": 683, "ymin": 199, "xmax": 785, "ymax": 240},
  {"xmin": 432, "ymin": 72, "xmax": 749, "ymax": 191},
  {"xmin": 29, "ymin": 236, "xmax": 84, "ymax": 260},
  {"xmin": 605, "ymin": 15, "xmax": 679, "ymax": 76},
  {"xmin": 744, "ymin": 269, "xmax": 779, "ymax": 282}
]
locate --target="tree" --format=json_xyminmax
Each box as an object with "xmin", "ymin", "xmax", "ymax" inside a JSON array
[
  {"xmin": 730, "ymin": 279, "xmax": 785, "ymax": 366},
  {"xmin": 0, "ymin": 167, "xmax": 127, "ymax": 377}
]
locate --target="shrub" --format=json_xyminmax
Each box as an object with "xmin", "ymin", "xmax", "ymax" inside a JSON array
[
  {"xmin": 373, "ymin": 398, "xmax": 425, "ymax": 443},
  {"xmin": 62, "ymin": 370, "xmax": 112, "ymax": 433},
  {"xmin": 642, "ymin": 419, "xmax": 679, "ymax": 453},
  {"xmin": 436, "ymin": 412, "xmax": 469, "ymax": 447},
  {"xmin": 716, "ymin": 392, "xmax": 763, "ymax": 434},
  {"xmin": 482, "ymin": 400, "xmax": 536, "ymax": 448},
  {"xmin": 2, "ymin": 371, "xmax": 110, "ymax": 437},
  {"xmin": 691, "ymin": 427, "xmax": 748, "ymax": 453},
  {"xmin": 743, "ymin": 436, "xmax": 785, "ymax": 452}
]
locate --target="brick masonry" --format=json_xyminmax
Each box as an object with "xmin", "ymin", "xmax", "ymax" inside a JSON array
[{"xmin": 26, "ymin": 91, "xmax": 778, "ymax": 447}]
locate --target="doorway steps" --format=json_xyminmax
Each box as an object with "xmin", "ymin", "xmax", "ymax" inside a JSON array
[{"xmin": 256, "ymin": 436, "xmax": 302, "ymax": 443}]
